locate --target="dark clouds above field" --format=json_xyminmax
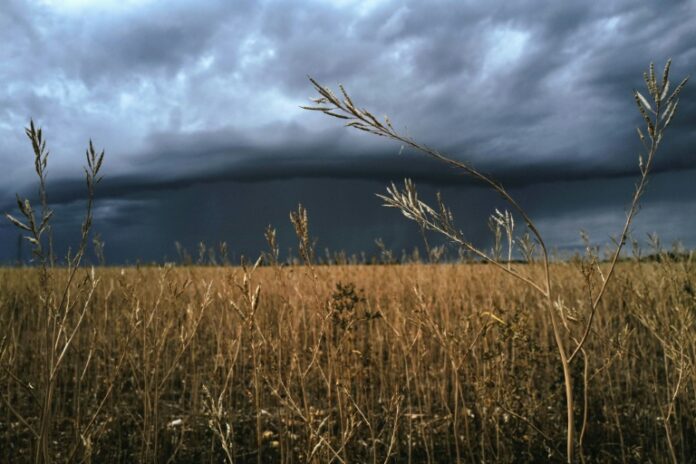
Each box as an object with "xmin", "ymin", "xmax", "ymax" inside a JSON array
[{"xmin": 1, "ymin": 0, "xmax": 696, "ymax": 263}]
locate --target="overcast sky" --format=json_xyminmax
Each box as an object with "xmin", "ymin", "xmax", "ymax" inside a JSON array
[{"xmin": 1, "ymin": 0, "xmax": 695, "ymax": 264}]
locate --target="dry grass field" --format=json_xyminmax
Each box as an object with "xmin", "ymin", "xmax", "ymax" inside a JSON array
[{"xmin": 1, "ymin": 258, "xmax": 694, "ymax": 463}]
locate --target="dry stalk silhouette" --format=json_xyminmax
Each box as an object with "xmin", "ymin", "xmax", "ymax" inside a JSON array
[
  {"xmin": 303, "ymin": 60, "xmax": 688, "ymax": 463},
  {"xmin": 4, "ymin": 121, "xmax": 105, "ymax": 464}
]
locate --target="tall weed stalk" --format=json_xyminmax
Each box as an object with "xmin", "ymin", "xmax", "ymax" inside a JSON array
[
  {"xmin": 303, "ymin": 60, "xmax": 688, "ymax": 462},
  {"xmin": 4, "ymin": 121, "xmax": 104, "ymax": 463}
]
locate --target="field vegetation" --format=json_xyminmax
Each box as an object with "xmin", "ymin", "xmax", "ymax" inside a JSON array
[{"xmin": 1, "ymin": 257, "xmax": 695, "ymax": 463}]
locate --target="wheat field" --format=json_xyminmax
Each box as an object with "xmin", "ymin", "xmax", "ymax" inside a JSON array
[{"xmin": 1, "ymin": 258, "xmax": 694, "ymax": 463}]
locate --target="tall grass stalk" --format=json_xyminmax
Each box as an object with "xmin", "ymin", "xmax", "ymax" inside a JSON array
[
  {"xmin": 303, "ymin": 60, "xmax": 688, "ymax": 463},
  {"xmin": 4, "ymin": 121, "xmax": 104, "ymax": 463}
]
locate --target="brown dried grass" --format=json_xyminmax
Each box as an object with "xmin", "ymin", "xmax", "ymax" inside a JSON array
[{"xmin": 1, "ymin": 259, "xmax": 694, "ymax": 462}]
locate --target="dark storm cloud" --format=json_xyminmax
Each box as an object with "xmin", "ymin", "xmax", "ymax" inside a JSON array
[
  {"xmin": 4, "ymin": 169, "xmax": 696, "ymax": 265},
  {"xmin": 1, "ymin": 0, "xmax": 695, "ymax": 263}
]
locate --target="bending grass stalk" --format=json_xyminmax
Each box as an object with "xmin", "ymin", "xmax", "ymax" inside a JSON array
[{"xmin": 303, "ymin": 60, "xmax": 687, "ymax": 463}]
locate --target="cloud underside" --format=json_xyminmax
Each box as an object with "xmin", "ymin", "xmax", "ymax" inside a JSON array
[
  {"xmin": 2, "ymin": 169, "xmax": 695, "ymax": 264},
  {"xmin": 1, "ymin": 0, "xmax": 695, "ymax": 262}
]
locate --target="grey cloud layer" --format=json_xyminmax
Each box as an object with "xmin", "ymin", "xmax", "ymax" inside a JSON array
[
  {"xmin": 3, "ymin": 1, "xmax": 695, "ymax": 192},
  {"xmin": 1, "ymin": 0, "xmax": 695, "ymax": 262}
]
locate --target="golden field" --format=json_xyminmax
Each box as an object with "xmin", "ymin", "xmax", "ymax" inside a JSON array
[{"xmin": 1, "ymin": 259, "xmax": 694, "ymax": 463}]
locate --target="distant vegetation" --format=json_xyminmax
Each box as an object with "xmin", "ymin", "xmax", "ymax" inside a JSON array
[{"xmin": 0, "ymin": 62, "xmax": 693, "ymax": 463}]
